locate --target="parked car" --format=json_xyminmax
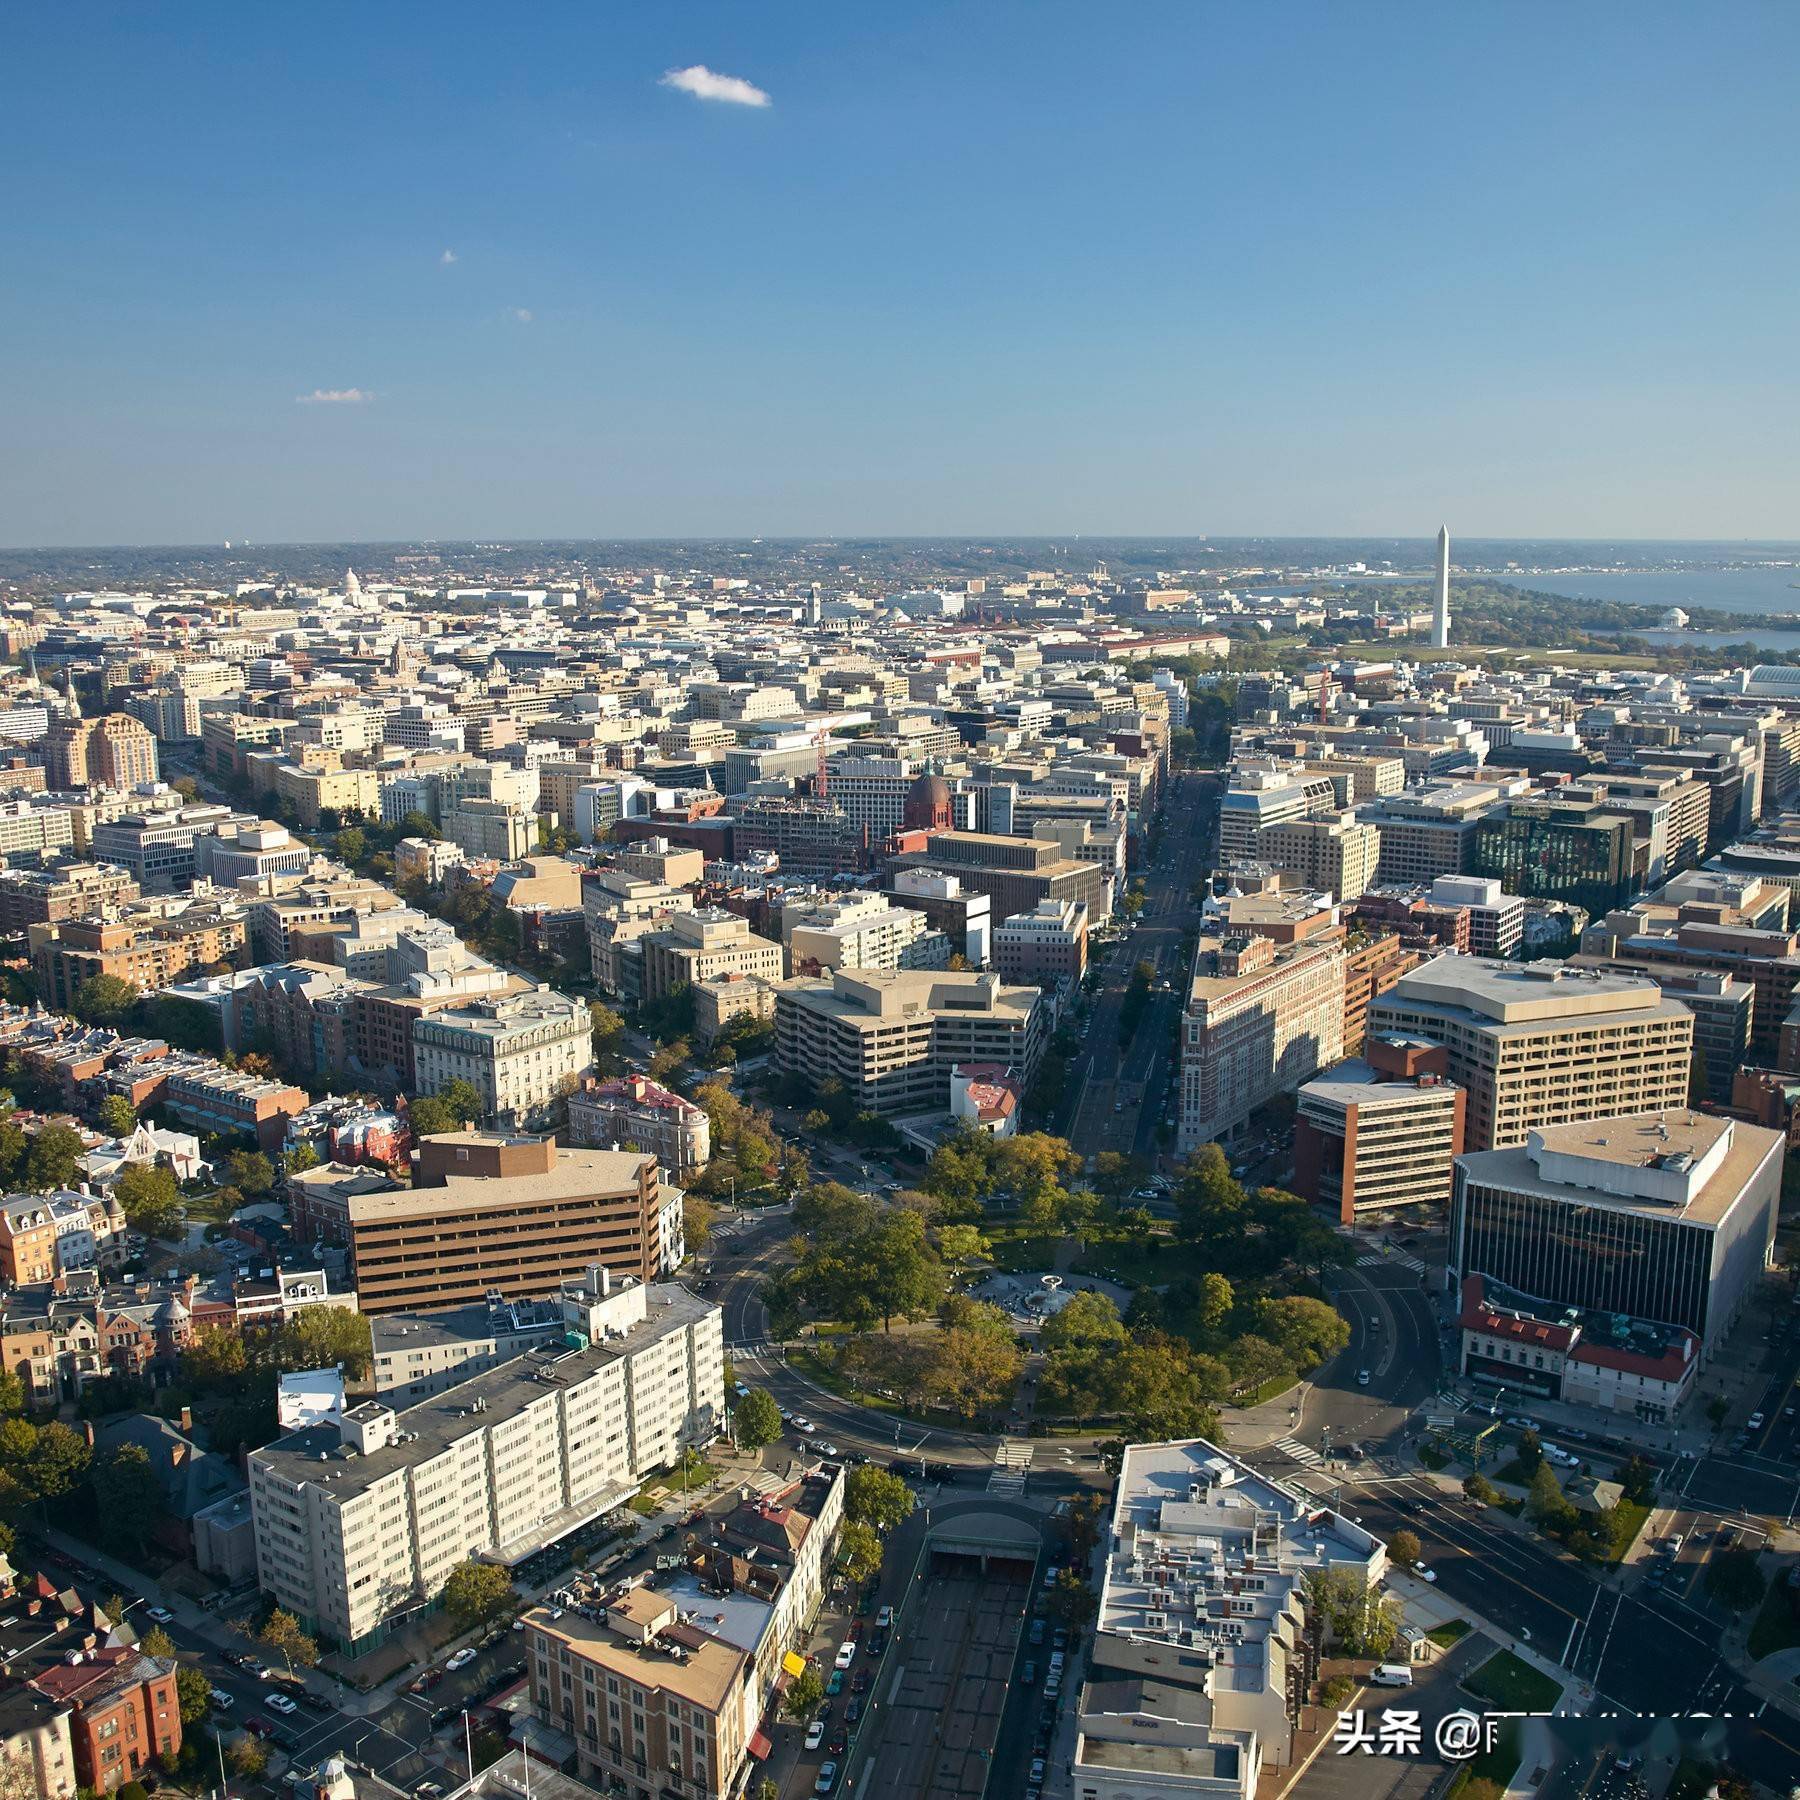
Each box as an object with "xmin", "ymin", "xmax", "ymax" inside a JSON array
[
  {"xmin": 446, "ymin": 1648, "xmax": 477, "ymax": 1671},
  {"xmin": 825, "ymin": 1670, "xmax": 844, "ymax": 1696},
  {"xmin": 851, "ymin": 1670, "xmax": 870, "ymax": 1694},
  {"xmin": 244, "ymin": 1716, "xmax": 274, "ymax": 1739},
  {"xmin": 145, "ymin": 1605, "xmax": 174, "ymax": 1624},
  {"xmin": 266, "ymin": 1693, "xmax": 298, "ymax": 1715},
  {"xmin": 876, "ymin": 1605, "xmax": 893, "ymax": 1628},
  {"xmin": 1356, "ymin": 1369, "xmax": 1371, "ymax": 1387},
  {"xmin": 209, "ymin": 1688, "xmax": 233, "ymax": 1710},
  {"xmin": 1023, "ymin": 1661, "xmax": 1038, "ymax": 1684},
  {"xmin": 294, "ymin": 1690, "xmax": 332, "ymax": 1714},
  {"xmin": 845, "ymin": 1699, "xmax": 861, "ymax": 1726},
  {"xmin": 834, "ymin": 1642, "xmax": 856, "ymax": 1670},
  {"xmin": 804, "ymin": 1719, "xmax": 826, "ymax": 1752},
  {"xmin": 815, "ymin": 1762, "xmax": 839, "ymax": 1795}
]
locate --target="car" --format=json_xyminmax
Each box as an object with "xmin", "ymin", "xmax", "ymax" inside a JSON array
[
  {"xmin": 869, "ymin": 1632, "xmax": 887, "ymax": 1657},
  {"xmin": 804, "ymin": 1719, "xmax": 826, "ymax": 1752},
  {"xmin": 834, "ymin": 1642, "xmax": 857, "ymax": 1671},
  {"xmin": 244, "ymin": 1716, "xmax": 275, "ymax": 1739},
  {"xmin": 779, "ymin": 1409, "xmax": 793, "ymax": 1422},
  {"xmin": 826, "ymin": 1670, "xmax": 844, "ymax": 1696},
  {"xmin": 241, "ymin": 1656, "xmax": 268, "ymax": 1679},
  {"xmin": 1356, "ymin": 1369, "xmax": 1371, "ymax": 1387},
  {"xmin": 845, "ymin": 1698, "xmax": 862, "ymax": 1725},
  {"xmin": 446, "ymin": 1647, "xmax": 477, "ymax": 1671},
  {"xmin": 409, "ymin": 1670, "xmax": 444, "ymax": 1693},
  {"xmin": 818, "ymin": 1443, "xmax": 840, "ymax": 1458},
  {"xmin": 1052, "ymin": 1629, "xmax": 1068, "ymax": 1651},
  {"xmin": 876, "ymin": 1605, "xmax": 893, "ymax": 1628},
  {"xmin": 1030, "ymin": 1758, "xmax": 1048, "ymax": 1784},
  {"xmin": 295, "ymin": 1690, "xmax": 332, "ymax": 1713},
  {"xmin": 414, "ymin": 1786, "xmax": 445, "ymax": 1800},
  {"xmin": 1414, "ymin": 1564, "xmax": 1437, "ymax": 1584},
  {"xmin": 1505, "ymin": 1415, "xmax": 1535, "ymax": 1431},
  {"xmin": 851, "ymin": 1668, "xmax": 870, "ymax": 1694},
  {"xmin": 209, "ymin": 1688, "xmax": 234, "ymax": 1709},
  {"xmin": 266, "ymin": 1692, "xmax": 298, "ymax": 1715},
  {"xmin": 1023, "ymin": 1660, "xmax": 1038, "ymax": 1684},
  {"xmin": 145, "ymin": 1605, "xmax": 174, "ymax": 1624},
  {"xmin": 1748, "ymin": 1412, "xmax": 1767, "ymax": 1430},
  {"xmin": 731, "ymin": 1382, "xmax": 750, "ymax": 1398},
  {"xmin": 792, "ymin": 1416, "xmax": 814, "ymax": 1433},
  {"xmin": 829, "ymin": 1725, "xmax": 848, "ymax": 1755},
  {"xmin": 1029, "ymin": 1619, "xmax": 1046, "ymax": 1645},
  {"xmin": 1562, "ymin": 1427, "xmax": 1589, "ymax": 1442},
  {"xmin": 815, "ymin": 1761, "xmax": 839, "ymax": 1795}
]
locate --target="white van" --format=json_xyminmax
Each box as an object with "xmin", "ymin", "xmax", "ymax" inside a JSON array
[{"xmin": 1370, "ymin": 1663, "xmax": 1414, "ymax": 1688}]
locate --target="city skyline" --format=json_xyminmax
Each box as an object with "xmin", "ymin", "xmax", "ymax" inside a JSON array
[{"xmin": 3, "ymin": 1, "xmax": 1797, "ymax": 546}]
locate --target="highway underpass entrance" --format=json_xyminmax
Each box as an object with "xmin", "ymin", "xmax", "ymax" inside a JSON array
[{"xmin": 926, "ymin": 1506, "xmax": 1043, "ymax": 1578}]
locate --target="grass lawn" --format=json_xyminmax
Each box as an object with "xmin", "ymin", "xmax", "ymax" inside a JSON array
[
  {"xmin": 785, "ymin": 1346, "xmax": 970, "ymax": 1432},
  {"xmin": 1426, "ymin": 1619, "xmax": 1471, "ymax": 1649},
  {"xmin": 1418, "ymin": 1443, "xmax": 1450, "ymax": 1471},
  {"xmin": 985, "ymin": 1231, "xmax": 1059, "ymax": 1273},
  {"xmin": 626, "ymin": 1493, "xmax": 658, "ymax": 1517},
  {"xmin": 1231, "ymin": 1372, "xmax": 1299, "ymax": 1409},
  {"xmin": 1747, "ymin": 1577, "xmax": 1800, "ymax": 1660},
  {"xmin": 1447, "ymin": 1717, "xmax": 1521, "ymax": 1797},
  {"xmin": 1604, "ymin": 1500, "xmax": 1651, "ymax": 1564},
  {"xmin": 180, "ymin": 1187, "xmax": 239, "ymax": 1225},
  {"xmin": 1462, "ymin": 1649, "xmax": 1563, "ymax": 1715}
]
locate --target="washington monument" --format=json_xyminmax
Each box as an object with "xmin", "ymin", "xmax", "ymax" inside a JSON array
[{"xmin": 1431, "ymin": 525, "xmax": 1451, "ymax": 649}]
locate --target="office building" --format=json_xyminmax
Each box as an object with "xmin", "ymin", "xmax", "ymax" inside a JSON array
[
  {"xmin": 1177, "ymin": 928, "xmax": 1345, "ymax": 1152},
  {"xmin": 782, "ymin": 893, "xmax": 943, "ymax": 976},
  {"xmin": 884, "ymin": 867, "xmax": 992, "ymax": 967},
  {"xmin": 640, "ymin": 908, "xmax": 784, "ymax": 1003},
  {"xmin": 410, "ymin": 987, "xmax": 591, "ymax": 1128},
  {"xmin": 249, "ymin": 1271, "xmax": 723, "ymax": 1651},
  {"xmin": 1362, "ymin": 781, "xmax": 1510, "ymax": 885},
  {"xmin": 1257, "ymin": 812, "xmax": 1380, "ymax": 903},
  {"xmin": 775, "ymin": 967, "xmax": 1043, "ymax": 1116},
  {"xmin": 1425, "ymin": 874, "xmax": 1524, "ymax": 958},
  {"xmin": 1294, "ymin": 1036, "xmax": 1464, "ymax": 1224},
  {"xmin": 88, "ymin": 803, "xmax": 243, "ymax": 894},
  {"xmin": 1368, "ymin": 956, "xmax": 1692, "ymax": 1153},
  {"xmin": 888, "ymin": 828, "xmax": 1112, "ymax": 927},
  {"xmin": 1472, "ymin": 795, "xmax": 1646, "ymax": 918},
  {"xmin": 1217, "ymin": 768, "xmax": 1333, "ymax": 864},
  {"xmin": 1450, "ymin": 1109, "xmax": 1780, "ymax": 1353},
  {"xmin": 348, "ymin": 1130, "xmax": 680, "ymax": 1313},
  {"xmin": 993, "ymin": 897, "xmax": 1088, "ymax": 989},
  {"xmin": 1078, "ymin": 1437, "xmax": 1384, "ymax": 1800}
]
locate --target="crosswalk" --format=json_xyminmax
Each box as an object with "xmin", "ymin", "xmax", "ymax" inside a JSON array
[
  {"xmin": 989, "ymin": 1440, "xmax": 1033, "ymax": 1495},
  {"xmin": 1271, "ymin": 1435, "xmax": 1325, "ymax": 1469},
  {"xmin": 1356, "ymin": 1250, "xmax": 1427, "ymax": 1276}
]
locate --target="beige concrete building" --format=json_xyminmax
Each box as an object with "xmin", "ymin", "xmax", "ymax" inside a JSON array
[
  {"xmin": 640, "ymin": 908, "xmax": 784, "ymax": 1004},
  {"xmin": 993, "ymin": 897, "xmax": 1088, "ymax": 989},
  {"xmin": 692, "ymin": 971, "xmax": 780, "ymax": 1045},
  {"xmin": 1369, "ymin": 955, "xmax": 1693, "ymax": 1153},
  {"xmin": 1257, "ymin": 811, "xmax": 1381, "ymax": 902},
  {"xmin": 783, "ymin": 892, "xmax": 941, "ymax": 975},
  {"xmin": 410, "ymin": 986, "xmax": 591, "ymax": 1127},
  {"xmin": 1177, "ymin": 927, "xmax": 1346, "ymax": 1152},
  {"xmin": 775, "ymin": 967, "xmax": 1043, "ymax": 1116}
]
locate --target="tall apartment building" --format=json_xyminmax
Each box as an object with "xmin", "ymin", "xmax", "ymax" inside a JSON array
[
  {"xmin": 639, "ymin": 908, "xmax": 784, "ymax": 1004},
  {"xmin": 566, "ymin": 1074, "xmax": 712, "ymax": 1175},
  {"xmin": 775, "ymin": 967, "xmax": 1043, "ymax": 1116},
  {"xmin": 1177, "ymin": 927, "xmax": 1345, "ymax": 1152},
  {"xmin": 41, "ymin": 711, "xmax": 160, "ymax": 791},
  {"xmin": 410, "ymin": 987, "xmax": 591, "ymax": 1127},
  {"xmin": 1451, "ymin": 1110, "xmax": 1780, "ymax": 1353},
  {"xmin": 993, "ymin": 897, "xmax": 1088, "ymax": 989},
  {"xmin": 1367, "ymin": 955, "xmax": 1693, "ymax": 1153},
  {"xmin": 1078, "ymin": 1438, "xmax": 1384, "ymax": 1800},
  {"xmin": 249, "ymin": 1272, "xmax": 723, "ymax": 1651},
  {"xmin": 0, "ymin": 799, "xmax": 75, "ymax": 863},
  {"xmin": 1256, "ymin": 812, "xmax": 1380, "ymax": 902},
  {"xmin": 0, "ymin": 861, "xmax": 138, "ymax": 934},
  {"xmin": 348, "ymin": 1131, "xmax": 680, "ymax": 1312},
  {"xmin": 782, "ymin": 893, "xmax": 942, "ymax": 976},
  {"xmin": 1295, "ymin": 1036, "xmax": 1465, "ymax": 1224}
]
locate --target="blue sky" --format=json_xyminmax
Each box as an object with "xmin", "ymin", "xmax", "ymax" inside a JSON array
[{"xmin": 3, "ymin": 2, "xmax": 1796, "ymax": 545}]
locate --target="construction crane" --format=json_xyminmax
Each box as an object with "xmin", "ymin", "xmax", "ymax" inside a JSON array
[
  {"xmin": 1316, "ymin": 665, "xmax": 1332, "ymax": 725},
  {"xmin": 814, "ymin": 727, "xmax": 832, "ymax": 801}
]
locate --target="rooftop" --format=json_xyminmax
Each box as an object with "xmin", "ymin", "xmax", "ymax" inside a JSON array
[{"xmin": 1384, "ymin": 953, "xmax": 1681, "ymax": 1027}]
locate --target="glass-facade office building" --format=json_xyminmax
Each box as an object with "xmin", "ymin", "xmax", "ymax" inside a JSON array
[
  {"xmin": 1471, "ymin": 803, "xmax": 1643, "ymax": 919},
  {"xmin": 1450, "ymin": 1169, "xmax": 1715, "ymax": 1342}
]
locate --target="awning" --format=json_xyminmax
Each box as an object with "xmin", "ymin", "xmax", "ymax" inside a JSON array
[{"xmin": 748, "ymin": 1731, "xmax": 774, "ymax": 1761}]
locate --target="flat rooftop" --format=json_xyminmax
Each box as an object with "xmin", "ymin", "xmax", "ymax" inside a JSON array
[
  {"xmin": 346, "ymin": 1147, "xmax": 654, "ymax": 1224},
  {"xmin": 1384, "ymin": 953, "xmax": 1681, "ymax": 1027},
  {"xmin": 253, "ymin": 1282, "xmax": 716, "ymax": 1504}
]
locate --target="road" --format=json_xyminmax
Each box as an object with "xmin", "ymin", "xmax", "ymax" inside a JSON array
[{"xmin": 1065, "ymin": 770, "xmax": 1218, "ymax": 1165}]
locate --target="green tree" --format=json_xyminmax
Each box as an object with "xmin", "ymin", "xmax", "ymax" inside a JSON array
[
  {"xmin": 838, "ymin": 1519, "xmax": 884, "ymax": 1584},
  {"xmin": 141, "ymin": 1625, "xmax": 177, "ymax": 1659},
  {"xmin": 93, "ymin": 1443, "xmax": 166, "ymax": 1552},
  {"xmin": 286, "ymin": 1141, "xmax": 321, "ymax": 1174},
  {"xmin": 1043, "ymin": 1567, "xmax": 1097, "ymax": 1631},
  {"xmin": 0, "ymin": 1371, "xmax": 22, "ymax": 1416},
  {"xmin": 1516, "ymin": 1428, "xmax": 1543, "ymax": 1474},
  {"xmin": 1256, "ymin": 1295, "xmax": 1351, "ymax": 1372},
  {"xmin": 1197, "ymin": 1272, "xmax": 1234, "ymax": 1337},
  {"xmin": 928, "ymin": 1323, "xmax": 1023, "ymax": 1422},
  {"xmin": 781, "ymin": 1663, "xmax": 825, "ymax": 1721},
  {"xmin": 175, "ymin": 1665, "xmax": 213, "ymax": 1726},
  {"xmin": 1388, "ymin": 1530, "xmax": 1421, "ymax": 1570},
  {"xmin": 71, "ymin": 973, "xmax": 138, "ymax": 1028},
  {"xmin": 438, "ymin": 1077, "xmax": 485, "ymax": 1123},
  {"xmin": 115, "ymin": 1162, "xmax": 184, "ymax": 1238},
  {"xmin": 845, "ymin": 1465, "xmax": 915, "ymax": 1533},
  {"xmin": 407, "ymin": 1094, "xmax": 460, "ymax": 1136},
  {"xmin": 1619, "ymin": 1454, "xmax": 1657, "ymax": 1506},
  {"xmin": 228, "ymin": 1150, "xmax": 275, "ymax": 1196},
  {"xmin": 648, "ymin": 1039, "xmax": 689, "ymax": 1082},
  {"xmin": 1526, "ymin": 1463, "xmax": 1574, "ymax": 1529},
  {"xmin": 589, "ymin": 1001, "xmax": 627, "ymax": 1074},
  {"xmin": 399, "ymin": 809, "xmax": 440, "ymax": 840},
  {"xmin": 1463, "ymin": 1472, "xmax": 1499, "ymax": 1505},
  {"xmin": 334, "ymin": 826, "xmax": 367, "ymax": 868},
  {"xmin": 228, "ymin": 1735, "xmax": 268, "ymax": 1778},
  {"xmin": 25, "ymin": 1420, "xmax": 91, "ymax": 1506},
  {"xmin": 733, "ymin": 1388, "xmax": 782, "ymax": 1451},
  {"xmin": 1173, "ymin": 1143, "xmax": 1247, "ymax": 1249},
  {"xmin": 97, "ymin": 1093, "xmax": 138, "ymax": 1138},
  {"xmin": 443, "ymin": 1560, "xmax": 516, "ymax": 1628},
  {"xmin": 24, "ymin": 1124, "xmax": 86, "ymax": 1193},
  {"xmin": 261, "ymin": 1606, "xmax": 320, "ymax": 1674},
  {"xmin": 1705, "ymin": 1549, "xmax": 1766, "ymax": 1612},
  {"xmin": 0, "ymin": 1115, "xmax": 23, "ymax": 1187},
  {"xmin": 277, "ymin": 1307, "xmax": 374, "ymax": 1381},
  {"xmin": 1039, "ymin": 1291, "xmax": 1128, "ymax": 1355},
  {"xmin": 684, "ymin": 1193, "xmax": 715, "ymax": 1255},
  {"xmin": 1105, "ymin": 1341, "xmax": 1225, "ymax": 1441},
  {"xmin": 1303, "ymin": 1567, "xmax": 1401, "ymax": 1658},
  {"xmin": 935, "ymin": 1223, "xmax": 990, "ymax": 1277}
]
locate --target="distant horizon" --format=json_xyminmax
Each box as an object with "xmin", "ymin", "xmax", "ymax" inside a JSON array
[{"xmin": 6, "ymin": 532, "xmax": 1800, "ymax": 557}]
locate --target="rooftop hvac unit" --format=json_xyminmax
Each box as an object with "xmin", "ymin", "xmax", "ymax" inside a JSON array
[{"xmin": 1144, "ymin": 1612, "xmax": 1166, "ymax": 1632}]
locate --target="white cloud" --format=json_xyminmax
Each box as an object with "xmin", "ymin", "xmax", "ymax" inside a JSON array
[
  {"xmin": 510, "ymin": 308, "xmax": 534, "ymax": 324},
  {"xmin": 440, "ymin": 248, "xmax": 457, "ymax": 265},
  {"xmin": 659, "ymin": 64, "xmax": 771, "ymax": 107},
  {"xmin": 296, "ymin": 388, "xmax": 371, "ymax": 406}
]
